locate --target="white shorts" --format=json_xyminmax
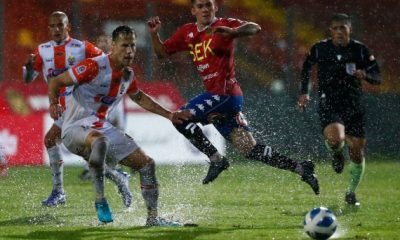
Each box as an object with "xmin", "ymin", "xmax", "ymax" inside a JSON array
[{"xmin": 62, "ymin": 125, "xmax": 139, "ymax": 165}]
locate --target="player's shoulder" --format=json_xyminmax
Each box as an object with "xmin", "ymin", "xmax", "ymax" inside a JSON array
[
  {"xmin": 178, "ymin": 22, "xmax": 196, "ymax": 31},
  {"xmin": 350, "ymin": 39, "xmax": 368, "ymax": 49},
  {"xmin": 37, "ymin": 40, "xmax": 53, "ymax": 50},
  {"xmin": 315, "ymin": 38, "xmax": 331, "ymax": 47}
]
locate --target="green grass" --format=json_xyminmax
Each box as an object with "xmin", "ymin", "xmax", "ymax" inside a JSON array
[{"xmin": 0, "ymin": 159, "xmax": 399, "ymax": 239}]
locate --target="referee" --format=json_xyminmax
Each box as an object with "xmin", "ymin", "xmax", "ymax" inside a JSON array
[{"xmin": 297, "ymin": 13, "xmax": 381, "ymax": 205}]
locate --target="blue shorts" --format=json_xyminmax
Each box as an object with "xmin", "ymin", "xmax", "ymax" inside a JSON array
[{"xmin": 180, "ymin": 92, "xmax": 250, "ymax": 140}]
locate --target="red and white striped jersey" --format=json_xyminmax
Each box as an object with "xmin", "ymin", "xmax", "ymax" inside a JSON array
[
  {"xmin": 62, "ymin": 54, "xmax": 139, "ymax": 136},
  {"xmin": 32, "ymin": 37, "xmax": 103, "ymax": 82}
]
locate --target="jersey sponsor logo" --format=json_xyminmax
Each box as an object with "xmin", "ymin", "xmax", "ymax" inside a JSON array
[
  {"xmin": 56, "ymin": 51, "xmax": 64, "ymax": 56},
  {"xmin": 70, "ymin": 43, "xmax": 82, "ymax": 48},
  {"xmin": 94, "ymin": 94, "xmax": 116, "ymax": 105},
  {"xmin": 45, "ymin": 58, "xmax": 53, "ymax": 62},
  {"xmin": 197, "ymin": 63, "xmax": 209, "ymax": 72},
  {"xmin": 42, "ymin": 44, "xmax": 51, "ymax": 48},
  {"xmin": 336, "ymin": 54, "xmax": 342, "ymax": 61},
  {"xmin": 202, "ymin": 72, "xmax": 218, "ymax": 81},
  {"xmin": 189, "ymin": 39, "xmax": 214, "ymax": 62},
  {"xmin": 76, "ymin": 65, "xmax": 86, "ymax": 74}
]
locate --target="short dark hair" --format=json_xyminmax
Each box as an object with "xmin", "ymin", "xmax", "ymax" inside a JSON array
[
  {"xmin": 112, "ymin": 25, "xmax": 136, "ymax": 41},
  {"xmin": 330, "ymin": 13, "xmax": 351, "ymax": 25}
]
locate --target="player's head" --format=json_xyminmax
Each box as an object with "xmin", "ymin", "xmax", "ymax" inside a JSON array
[
  {"xmin": 111, "ymin": 26, "xmax": 137, "ymax": 68},
  {"xmin": 96, "ymin": 34, "xmax": 112, "ymax": 54},
  {"xmin": 329, "ymin": 13, "xmax": 352, "ymax": 47},
  {"xmin": 48, "ymin": 11, "xmax": 70, "ymax": 44},
  {"xmin": 191, "ymin": 0, "xmax": 218, "ymax": 26}
]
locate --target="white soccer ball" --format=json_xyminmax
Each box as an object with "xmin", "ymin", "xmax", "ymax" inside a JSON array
[{"xmin": 304, "ymin": 207, "xmax": 338, "ymax": 240}]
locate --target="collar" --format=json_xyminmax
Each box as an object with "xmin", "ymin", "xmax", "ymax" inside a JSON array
[
  {"xmin": 196, "ymin": 17, "xmax": 217, "ymax": 32},
  {"xmin": 51, "ymin": 36, "xmax": 72, "ymax": 46}
]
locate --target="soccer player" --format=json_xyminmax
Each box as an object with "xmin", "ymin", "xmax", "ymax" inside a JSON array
[
  {"xmin": 147, "ymin": 0, "xmax": 320, "ymax": 195},
  {"xmin": 79, "ymin": 34, "xmax": 128, "ymax": 181},
  {"xmin": 48, "ymin": 25, "xmax": 191, "ymax": 225},
  {"xmin": 23, "ymin": 11, "xmax": 132, "ymax": 208},
  {"xmin": 297, "ymin": 13, "xmax": 382, "ymax": 205}
]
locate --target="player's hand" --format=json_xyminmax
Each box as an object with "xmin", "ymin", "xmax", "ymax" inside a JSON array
[
  {"xmin": 49, "ymin": 103, "xmax": 64, "ymax": 120},
  {"xmin": 212, "ymin": 26, "xmax": 236, "ymax": 37},
  {"xmin": 170, "ymin": 110, "xmax": 192, "ymax": 124},
  {"xmin": 24, "ymin": 54, "xmax": 35, "ymax": 71},
  {"xmin": 297, "ymin": 94, "xmax": 310, "ymax": 111},
  {"xmin": 354, "ymin": 69, "xmax": 366, "ymax": 80},
  {"xmin": 147, "ymin": 16, "xmax": 161, "ymax": 33}
]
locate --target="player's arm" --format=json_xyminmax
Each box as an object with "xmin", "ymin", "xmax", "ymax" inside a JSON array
[
  {"xmin": 147, "ymin": 16, "xmax": 168, "ymax": 59},
  {"xmin": 22, "ymin": 52, "xmax": 41, "ymax": 83},
  {"xmin": 129, "ymin": 90, "xmax": 191, "ymax": 124},
  {"xmin": 47, "ymin": 71, "xmax": 74, "ymax": 120},
  {"xmin": 213, "ymin": 21, "xmax": 261, "ymax": 38},
  {"xmin": 298, "ymin": 45, "xmax": 317, "ymax": 110},
  {"xmin": 355, "ymin": 46, "xmax": 382, "ymax": 85}
]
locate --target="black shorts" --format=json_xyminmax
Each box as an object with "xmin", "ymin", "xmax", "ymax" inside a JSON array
[{"xmin": 318, "ymin": 100, "xmax": 366, "ymax": 138}]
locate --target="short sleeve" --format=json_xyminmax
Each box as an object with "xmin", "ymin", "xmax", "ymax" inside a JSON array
[
  {"xmin": 68, "ymin": 59, "xmax": 99, "ymax": 84},
  {"xmin": 85, "ymin": 41, "xmax": 103, "ymax": 58},
  {"xmin": 163, "ymin": 26, "xmax": 188, "ymax": 55},
  {"xmin": 225, "ymin": 18, "xmax": 244, "ymax": 28},
  {"xmin": 33, "ymin": 48, "xmax": 43, "ymax": 72}
]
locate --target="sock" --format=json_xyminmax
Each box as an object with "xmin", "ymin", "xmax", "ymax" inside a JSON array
[
  {"xmin": 139, "ymin": 162, "xmax": 159, "ymax": 219},
  {"xmin": 246, "ymin": 143, "xmax": 299, "ymax": 173},
  {"xmin": 347, "ymin": 158, "xmax": 365, "ymax": 193},
  {"xmin": 325, "ymin": 140, "xmax": 345, "ymax": 154},
  {"xmin": 175, "ymin": 121, "xmax": 218, "ymax": 158},
  {"xmin": 89, "ymin": 137, "xmax": 109, "ymax": 201},
  {"xmin": 47, "ymin": 145, "xmax": 64, "ymax": 192}
]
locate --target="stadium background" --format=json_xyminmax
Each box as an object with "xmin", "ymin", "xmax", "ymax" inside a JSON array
[{"xmin": 0, "ymin": 0, "xmax": 399, "ymax": 166}]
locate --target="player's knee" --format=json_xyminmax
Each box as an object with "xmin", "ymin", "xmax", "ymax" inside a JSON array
[
  {"xmin": 44, "ymin": 133, "xmax": 58, "ymax": 148},
  {"xmin": 246, "ymin": 143, "xmax": 274, "ymax": 162},
  {"xmin": 89, "ymin": 137, "xmax": 109, "ymax": 167}
]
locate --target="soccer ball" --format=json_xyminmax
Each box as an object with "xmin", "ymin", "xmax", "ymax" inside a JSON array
[{"xmin": 304, "ymin": 207, "xmax": 338, "ymax": 240}]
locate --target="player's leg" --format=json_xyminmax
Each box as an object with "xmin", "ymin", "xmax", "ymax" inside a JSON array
[
  {"xmin": 323, "ymin": 123, "xmax": 346, "ymax": 173},
  {"xmin": 174, "ymin": 93, "xmax": 230, "ymax": 184},
  {"xmin": 344, "ymin": 135, "xmax": 365, "ymax": 205},
  {"xmin": 104, "ymin": 164, "xmax": 132, "ymax": 208},
  {"xmin": 42, "ymin": 124, "xmax": 66, "ymax": 206},
  {"xmin": 79, "ymin": 162, "xmax": 91, "ymax": 181},
  {"xmin": 119, "ymin": 147, "xmax": 181, "ymax": 227},
  {"xmin": 229, "ymin": 128, "xmax": 320, "ymax": 195},
  {"xmin": 63, "ymin": 126, "xmax": 112, "ymax": 223}
]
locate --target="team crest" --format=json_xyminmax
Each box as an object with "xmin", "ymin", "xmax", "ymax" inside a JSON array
[
  {"xmin": 76, "ymin": 65, "xmax": 86, "ymax": 74},
  {"xmin": 67, "ymin": 56, "xmax": 76, "ymax": 66}
]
